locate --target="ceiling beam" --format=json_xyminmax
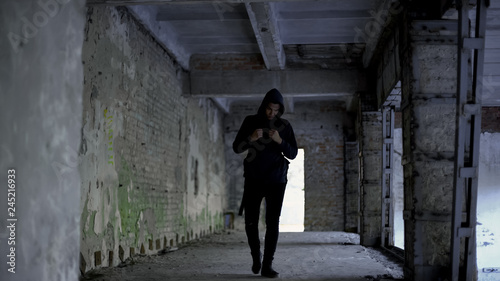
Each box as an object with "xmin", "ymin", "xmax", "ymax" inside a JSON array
[
  {"xmin": 279, "ymin": 10, "xmax": 372, "ymax": 20},
  {"xmin": 88, "ymin": 0, "xmax": 328, "ymax": 5},
  {"xmin": 156, "ymin": 9, "xmax": 248, "ymax": 21},
  {"xmin": 360, "ymin": 0, "xmax": 403, "ymax": 68},
  {"xmin": 246, "ymin": 2, "xmax": 286, "ymax": 70},
  {"xmin": 189, "ymin": 69, "xmax": 365, "ymax": 98},
  {"xmin": 127, "ymin": 5, "xmax": 191, "ymax": 69},
  {"xmin": 211, "ymin": 98, "xmax": 231, "ymax": 114}
]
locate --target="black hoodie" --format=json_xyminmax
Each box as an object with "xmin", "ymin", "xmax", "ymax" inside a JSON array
[{"xmin": 232, "ymin": 88, "xmax": 298, "ymax": 183}]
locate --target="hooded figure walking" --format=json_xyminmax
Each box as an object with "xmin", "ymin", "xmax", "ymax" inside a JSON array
[{"xmin": 233, "ymin": 88, "xmax": 298, "ymax": 278}]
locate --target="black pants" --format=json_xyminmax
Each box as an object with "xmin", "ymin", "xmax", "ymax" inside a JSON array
[{"xmin": 243, "ymin": 180, "xmax": 286, "ymax": 263}]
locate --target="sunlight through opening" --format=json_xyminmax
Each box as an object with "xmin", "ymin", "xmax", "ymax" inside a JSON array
[{"xmin": 280, "ymin": 148, "xmax": 305, "ymax": 232}]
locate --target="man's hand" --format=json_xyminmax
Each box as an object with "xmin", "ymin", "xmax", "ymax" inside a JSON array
[
  {"xmin": 269, "ymin": 129, "xmax": 282, "ymax": 144},
  {"xmin": 250, "ymin": 129, "xmax": 263, "ymax": 142}
]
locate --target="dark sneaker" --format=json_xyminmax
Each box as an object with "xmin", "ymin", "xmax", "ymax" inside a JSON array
[
  {"xmin": 251, "ymin": 252, "xmax": 262, "ymax": 274},
  {"xmin": 261, "ymin": 265, "xmax": 279, "ymax": 278}
]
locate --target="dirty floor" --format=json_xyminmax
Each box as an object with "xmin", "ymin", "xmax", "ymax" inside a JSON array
[{"xmin": 81, "ymin": 231, "xmax": 404, "ymax": 281}]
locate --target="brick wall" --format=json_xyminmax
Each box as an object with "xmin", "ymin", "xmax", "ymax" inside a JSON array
[
  {"xmin": 80, "ymin": 6, "xmax": 226, "ymax": 273},
  {"xmin": 225, "ymin": 100, "xmax": 348, "ymax": 231},
  {"xmin": 299, "ymin": 102, "xmax": 346, "ymax": 231}
]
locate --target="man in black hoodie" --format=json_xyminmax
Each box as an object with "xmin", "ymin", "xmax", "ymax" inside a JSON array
[{"xmin": 233, "ymin": 88, "xmax": 298, "ymax": 278}]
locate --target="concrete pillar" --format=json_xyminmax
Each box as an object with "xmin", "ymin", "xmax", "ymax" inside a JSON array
[
  {"xmin": 0, "ymin": 0, "xmax": 86, "ymax": 280},
  {"xmin": 359, "ymin": 111, "xmax": 383, "ymax": 246},
  {"xmin": 400, "ymin": 20, "xmax": 459, "ymax": 280},
  {"xmin": 344, "ymin": 141, "xmax": 360, "ymax": 233}
]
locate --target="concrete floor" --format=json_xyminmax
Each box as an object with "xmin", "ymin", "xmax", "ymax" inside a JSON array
[{"xmin": 81, "ymin": 231, "xmax": 404, "ymax": 281}]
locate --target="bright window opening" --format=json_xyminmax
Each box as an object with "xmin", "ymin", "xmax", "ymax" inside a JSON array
[
  {"xmin": 280, "ymin": 148, "xmax": 305, "ymax": 232},
  {"xmin": 477, "ymin": 133, "xmax": 500, "ymax": 279},
  {"xmin": 393, "ymin": 128, "xmax": 404, "ymax": 249}
]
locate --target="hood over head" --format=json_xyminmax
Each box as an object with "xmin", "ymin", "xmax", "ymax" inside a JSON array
[{"xmin": 257, "ymin": 88, "xmax": 285, "ymax": 117}]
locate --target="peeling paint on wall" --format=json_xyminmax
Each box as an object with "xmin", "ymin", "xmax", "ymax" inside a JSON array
[{"xmin": 79, "ymin": 6, "xmax": 226, "ymax": 273}]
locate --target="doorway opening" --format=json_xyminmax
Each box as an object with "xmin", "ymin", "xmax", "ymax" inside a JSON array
[
  {"xmin": 384, "ymin": 81, "xmax": 404, "ymax": 249},
  {"xmin": 280, "ymin": 148, "xmax": 305, "ymax": 232},
  {"xmin": 392, "ymin": 125, "xmax": 404, "ymax": 249}
]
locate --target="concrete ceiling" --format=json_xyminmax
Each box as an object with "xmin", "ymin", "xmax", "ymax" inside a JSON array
[
  {"xmin": 474, "ymin": 0, "xmax": 500, "ymax": 106},
  {"xmin": 88, "ymin": 0, "xmax": 500, "ymax": 110}
]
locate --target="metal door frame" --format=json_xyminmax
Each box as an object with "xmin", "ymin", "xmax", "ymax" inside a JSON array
[
  {"xmin": 450, "ymin": 0, "xmax": 487, "ymax": 280},
  {"xmin": 381, "ymin": 106, "xmax": 395, "ymax": 248}
]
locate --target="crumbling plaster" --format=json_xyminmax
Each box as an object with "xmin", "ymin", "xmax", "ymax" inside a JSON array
[{"xmin": 79, "ymin": 6, "xmax": 226, "ymax": 273}]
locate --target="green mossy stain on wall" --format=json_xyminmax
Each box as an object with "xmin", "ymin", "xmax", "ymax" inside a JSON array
[
  {"xmin": 176, "ymin": 200, "xmax": 188, "ymax": 237},
  {"xmin": 198, "ymin": 207, "xmax": 207, "ymax": 223},
  {"xmin": 175, "ymin": 204, "xmax": 225, "ymax": 240},
  {"xmin": 213, "ymin": 211, "xmax": 224, "ymax": 230},
  {"xmin": 118, "ymin": 157, "xmax": 144, "ymax": 245},
  {"xmin": 116, "ymin": 156, "xmax": 170, "ymax": 248}
]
